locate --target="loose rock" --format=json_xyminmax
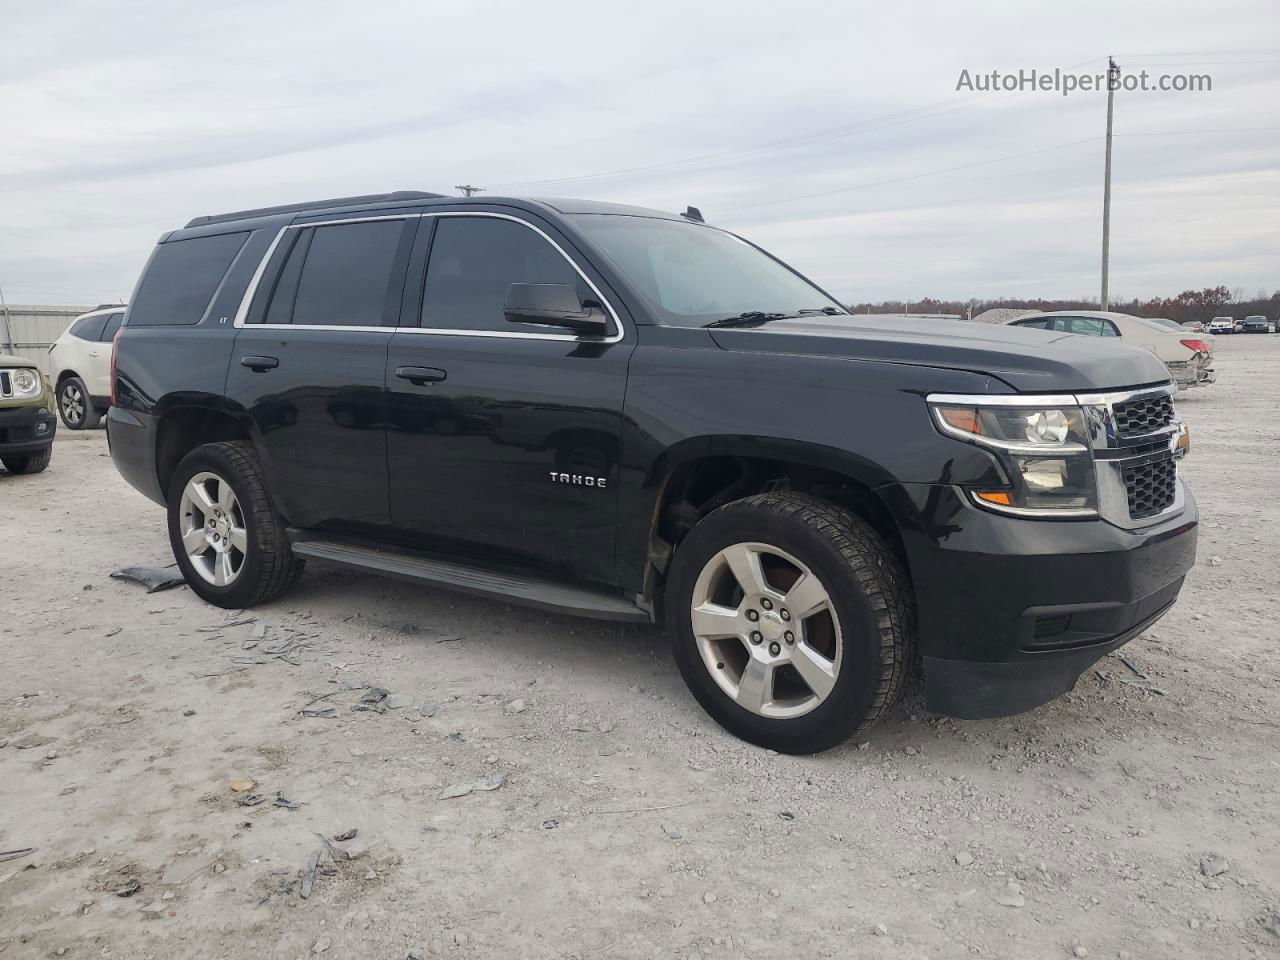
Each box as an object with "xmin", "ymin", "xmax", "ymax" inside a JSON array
[{"xmin": 1199, "ymin": 854, "xmax": 1229, "ymax": 877}]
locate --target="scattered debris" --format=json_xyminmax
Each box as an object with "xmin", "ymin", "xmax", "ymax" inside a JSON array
[
  {"xmin": 299, "ymin": 849, "xmax": 322, "ymax": 899},
  {"xmin": 661, "ymin": 824, "xmax": 682, "ymax": 840},
  {"xmin": 0, "ymin": 849, "xmax": 35, "ymax": 864},
  {"xmin": 114, "ymin": 879, "xmax": 142, "ymax": 898},
  {"xmin": 109, "ymin": 566, "xmax": 186, "ymax": 593},
  {"xmin": 1116, "ymin": 653, "xmax": 1148, "ymax": 680},
  {"xmin": 1260, "ymin": 911, "xmax": 1280, "ymax": 938},
  {"xmin": 236, "ymin": 794, "xmax": 268, "ymax": 808},
  {"xmin": 103, "ymin": 627, "xmax": 122, "ymax": 638},
  {"xmin": 1199, "ymin": 855, "xmax": 1230, "ymax": 877},
  {"xmin": 229, "ymin": 779, "xmax": 257, "ymax": 793},
  {"xmin": 273, "ymin": 793, "xmax": 303, "ymax": 810},
  {"xmin": 506, "ymin": 698, "xmax": 527, "ymax": 714},
  {"xmin": 954, "ymin": 851, "xmax": 974, "ymax": 867},
  {"xmin": 542, "ymin": 819, "xmax": 561, "ymax": 830},
  {"xmin": 385, "ymin": 694, "xmax": 414, "ymax": 710},
  {"xmin": 872, "ymin": 924, "xmax": 888, "ymax": 936},
  {"xmin": 419, "ymin": 703, "xmax": 439, "ymax": 718},
  {"xmin": 361, "ymin": 688, "xmax": 389, "ymax": 704},
  {"xmin": 301, "ymin": 707, "xmax": 338, "ymax": 719},
  {"xmin": 438, "ymin": 774, "xmax": 505, "ymax": 800},
  {"xmin": 994, "ymin": 881, "xmax": 1025, "ymax": 907},
  {"xmin": 703, "ymin": 891, "xmax": 717, "ymax": 904},
  {"xmin": 334, "ymin": 829, "xmax": 358, "ymax": 842}
]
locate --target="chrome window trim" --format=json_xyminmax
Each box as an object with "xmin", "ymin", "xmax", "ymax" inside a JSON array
[{"xmin": 232, "ymin": 211, "xmax": 626, "ymax": 344}]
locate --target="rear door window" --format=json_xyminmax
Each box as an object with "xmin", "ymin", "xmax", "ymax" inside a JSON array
[
  {"xmin": 261, "ymin": 220, "xmax": 410, "ymax": 327},
  {"xmin": 1064, "ymin": 316, "xmax": 1119, "ymax": 337},
  {"xmin": 129, "ymin": 232, "xmax": 249, "ymax": 326},
  {"xmin": 1015, "ymin": 318, "xmax": 1052, "ymax": 330}
]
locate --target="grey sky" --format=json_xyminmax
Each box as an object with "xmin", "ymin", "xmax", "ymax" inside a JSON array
[{"xmin": 3, "ymin": 0, "xmax": 1277, "ymax": 307}]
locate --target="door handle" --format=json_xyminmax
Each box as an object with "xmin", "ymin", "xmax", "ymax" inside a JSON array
[
  {"xmin": 240, "ymin": 355, "xmax": 280, "ymax": 371},
  {"xmin": 395, "ymin": 365, "xmax": 447, "ymax": 385}
]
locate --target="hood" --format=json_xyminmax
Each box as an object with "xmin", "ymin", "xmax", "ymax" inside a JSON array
[
  {"xmin": 0, "ymin": 352, "xmax": 37, "ymax": 368},
  {"xmin": 708, "ymin": 316, "xmax": 1171, "ymax": 393}
]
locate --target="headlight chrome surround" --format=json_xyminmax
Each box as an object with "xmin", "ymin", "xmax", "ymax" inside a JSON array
[
  {"xmin": 928, "ymin": 393, "xmax": 1098, "ymax": 518},
  {"xmin": 9, "ymin": 367, "xmax": 43, "ymax": 399}
]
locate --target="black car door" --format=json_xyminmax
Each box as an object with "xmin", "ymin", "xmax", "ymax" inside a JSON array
[
  {"xmin": 226, "ymin": 214, "xmax": 419, "ymax": 532},
  {"xmin": 384, "ymin": 212, "xmax": 634, "ymax": 585}
]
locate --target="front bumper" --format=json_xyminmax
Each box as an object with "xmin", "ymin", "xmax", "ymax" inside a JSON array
[
  {"xmin": 885, "ymin": 481, "xmax": 1198, "ymax": 719},
  {"xmin": 0, "ymin": 405, "xmax": 57, "ymax": 455}
]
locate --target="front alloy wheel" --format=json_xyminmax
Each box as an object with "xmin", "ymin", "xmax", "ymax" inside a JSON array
[
  {"xmin": 667, "ymin": 493, "xmax": 914, "ymax": 754},
  {"xmin": 690, "ymin": 542, "xmax": 840, "ymax": 719},
  {"xmin": 178, "ymin": 471, "xmax": 248, "ymax": 587}
]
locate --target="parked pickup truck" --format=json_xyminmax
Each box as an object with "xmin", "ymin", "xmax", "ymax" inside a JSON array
[{"xmin": 108, "ymin": 192, "xmax": 1199, "ymax": 753}]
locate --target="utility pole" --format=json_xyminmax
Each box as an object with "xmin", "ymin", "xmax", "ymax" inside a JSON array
[
  {"xmin": 454, "ymin": 184, "xmax": 484, "ymax": 197},
  {"xmin": 1100, "ymin": 57, "xmax": 1119, "ymax": 310},
  {"xmin": 0, "ymin": 284, "xmax": 15, "ymax": 354}
]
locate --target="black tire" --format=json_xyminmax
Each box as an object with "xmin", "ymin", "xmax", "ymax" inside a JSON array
[
  {"xmin": 2, "ymin": 447, "xmax": 52, "ymax": 475},
  {"xmin": 666, "ymin": 492, "xmax": 914, "ymax": 754},
  {"xmin": 57, "ymin": 376, "xmax": 100, "ymax": 430},
  {"xmin": 167, "ymin": 440, "xmax": 304, "ymax": 608}
]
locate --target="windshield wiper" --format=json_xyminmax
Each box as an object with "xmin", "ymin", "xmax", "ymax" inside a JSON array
[
  {"xmin": 796, "ymin": 306, "xmax": 846, "ymax": 316},
  {"xmin": 703, "ymin": 311, "xmax": 795, "ymax": 329}
]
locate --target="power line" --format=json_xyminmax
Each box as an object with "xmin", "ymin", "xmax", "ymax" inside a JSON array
[
  {"xmin": 716, "ymin": 122, "xmax": 1280, "ymax": 216},
  {"xmin": 491, "ymin": 58, "xmax": 1108, "ymax": 189},
  {"xmin": 718, "ymin": 137, "xmax": 1103, "ymax": 213}
]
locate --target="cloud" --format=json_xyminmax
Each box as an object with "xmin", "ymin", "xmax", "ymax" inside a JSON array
[{"xmin": 2, "ymin": 0, "xmax": 1277, "ymax": 304}]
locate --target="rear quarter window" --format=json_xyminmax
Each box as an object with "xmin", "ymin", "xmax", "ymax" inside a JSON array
[
  {"xmin": 68, "ymin": 314, "xmax": 109, "ymax": 340},
  {"xmin": 128, "ymin": 232, "xmax": 249, "ymax": 326}
]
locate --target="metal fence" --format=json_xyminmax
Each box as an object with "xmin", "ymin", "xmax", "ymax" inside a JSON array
[{"xmin": 0, "ymin": 304, "xmax": 94, "ymax": 378}]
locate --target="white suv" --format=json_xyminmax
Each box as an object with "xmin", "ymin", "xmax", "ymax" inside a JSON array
[
  {"xmin": 1207, "ymin": 317, "xmax": 1234, "ymax": 335},
  {"xmin": 48, "ymin": 306, "xmax": 125, "ymax": 429}
]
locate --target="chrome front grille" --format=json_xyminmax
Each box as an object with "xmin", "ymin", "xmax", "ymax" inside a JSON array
[
  {"xmin": 1123, "ymin": 456, "xmax": 1178, "ymax": 519},
  {"xmin": 1112, "ymin": 394, "xmax": 1175, "ymax": 438},
  {"xmin": 1078, "ymin": 384, "xmax": 1184, "ymax": 528}
]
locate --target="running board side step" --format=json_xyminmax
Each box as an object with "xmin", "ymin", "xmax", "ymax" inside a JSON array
[{"xmin": 287, "ymin": 536, "xmax": 651, "ymax": 624}]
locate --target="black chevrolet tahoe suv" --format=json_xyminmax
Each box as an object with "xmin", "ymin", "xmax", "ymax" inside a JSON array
[{"xmin": 108, "ymin": 191, "xmax": 1198, "ymax": 753}]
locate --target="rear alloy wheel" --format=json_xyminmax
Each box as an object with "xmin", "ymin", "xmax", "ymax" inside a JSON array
[
  {"xmin": 57, "ymin": 377, "xmax": 100, "ymax": 430},
  {"xmin": 178, "ymin": 471, "xmax": 248, "ymax": 588},
  {"xmin": 667, "ymin": 492, "xmax": 914, "ymax": 754},
  {"xmin": 167, "ymin": 441, "xmax": 304, "ymax": 608}
]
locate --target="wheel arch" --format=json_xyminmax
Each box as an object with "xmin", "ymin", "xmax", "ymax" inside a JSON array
[
  {"xmin": 637, "ymin": 436, "xmax": 910, "ymax": 615},
  {"xmin": 154, "ymin": 404, "xmax": 254, "ymax": 503},
  {"xmin": 55, "ymin": 368, "xmax": 82, "ymax": 386}
]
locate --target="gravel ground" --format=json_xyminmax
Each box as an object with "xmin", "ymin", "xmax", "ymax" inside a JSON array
[{"xmin": 2, "ymin": 334, "xmax": 1278, "ymax": 960}]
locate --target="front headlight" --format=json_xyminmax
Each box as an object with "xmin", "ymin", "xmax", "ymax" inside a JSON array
[
  {"xmin": 10, "ymin": 367, "xmax": 43, "ymax": 399},
  {"xmin": 928, "ymin": 394, "xmax": 1097, "ymax": 517}
]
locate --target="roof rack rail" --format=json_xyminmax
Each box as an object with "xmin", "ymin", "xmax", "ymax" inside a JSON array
[{"xmin": 184, "ymin": 191, "xmax": 447, "ymax": 228}]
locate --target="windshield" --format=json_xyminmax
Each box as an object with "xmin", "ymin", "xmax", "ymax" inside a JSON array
[{"xmin": 572, "ymin": 215, "xmax": 844, "ymax": 326}]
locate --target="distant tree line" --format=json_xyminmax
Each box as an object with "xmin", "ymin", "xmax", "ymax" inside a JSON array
[{"xmin": 848, "ymin": 287, "xmax": 1280, "ymax": 324}]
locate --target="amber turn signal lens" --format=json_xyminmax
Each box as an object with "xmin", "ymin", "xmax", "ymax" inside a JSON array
[
  {"xmin": 938, "ymin": 406, "xmax": 981, "ymax": 435},
  {"xmin": 974, "ymin": 491, "xmax": 1014, "ymax": 506}
]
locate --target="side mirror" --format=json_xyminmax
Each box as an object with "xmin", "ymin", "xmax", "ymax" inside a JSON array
[{"xmin": 504, "ymin": 283, "xmax": 608, "ymax": 334}]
